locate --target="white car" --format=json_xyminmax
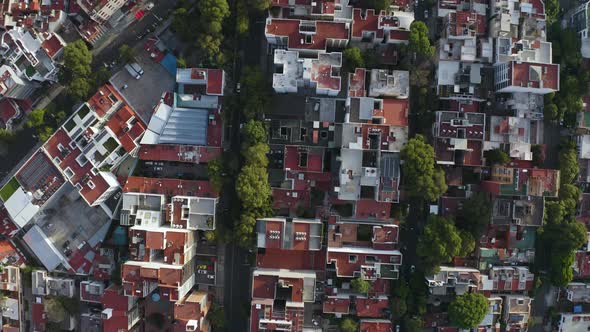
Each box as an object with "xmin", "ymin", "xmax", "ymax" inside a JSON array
[
  {"xmin": 207, "ymin": 275, "xmax": 215, "ymax": 280},
  {"xmin": 146, "ymin": 2, "xmax": 154, "ymax": 10},
  {"xmin": 197, "ymin": 270, "xmax": 207, "ymax": 274},
  {"xmin": 424, "ymin": 9, "xmax": 429, "ymax": 18}
]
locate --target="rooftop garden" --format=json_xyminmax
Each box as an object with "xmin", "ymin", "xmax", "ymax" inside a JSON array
[
  {"xmin": 103, "ymin": 137, "xmax": 119, "ymax": 154},
  {"xmin": 0, "ymin": 177, "xmax": 20, "ymax": 202}
]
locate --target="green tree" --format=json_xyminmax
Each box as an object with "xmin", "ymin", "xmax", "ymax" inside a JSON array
[
  {"xmin": 237, "ymin": 1, "xmax": 249, "ymax": 36},
  {"xmin": 204, "ymin": 230, "xmax": 216, "ymax": 242},
  {"xmin": 44, "ymin": 297, "xmax": 67, "ymax": 323},
  {"xmin": 61, "ymin": 40, "xmax": 92, "ymax": 100},
  {"xmin": 207, "ymin": 158, "xmax": 224, "ymax": 192},
  {"xmin": 207, "ymin": 303, "xmax": 226, "ymax": 331},
  {"xmin": 343, "ymin": 47, "xmax": 365, "ymax": 73},
  {"xmin": 459, "ymin": 230, "xmax": 475, "ymax": 257},
  {"xmin": 366, "ymin": 0, "xmax": 392, "ymax": 12},
  {"xmin": 408, "ymin": 21, "xmax": 434, "ymax": 58},
  {"xmin": 401, "ymin": 135, "xmax": 447, "ymax": 201},
  {"xmin": 243, "ymin": 143, "xmax": 269, "ymax": 167},
  {"xmin": 531, "ymin": 144, "xmax": 544, "ymax": 166},
  {"xmin": 545, "ymin": 201, "xmax": 566, "ymax": 225},
  {"xmin": 177, "ymin": 57, "xmax": 188, "ymax": 68},
  {"xmin": 236, "ymin": 165, "xmax": 272, "ymax": 210},
  {"xmin": 559, "ymin": 184, "xmax": 581, "ymax": 216},
  {"xmin": 404, "ymin": 317, "xmax": 424, "ymax": 332},
  {"xmin": 448, "ymin": 293, "xmax": 489, "ymax": 329},
  {"xmin": 248, "ymin": 0, "xmax": 270, "ymax": 11},
  {"xmin": 242, "ymin": 120, "xmax": 268, "ymax": 146},
  {"xmin": 549, "ymin": 251, "xmax": 575, "ymax": 287},
  {"xmin": 545, "ymin": 0, "xmax": 559, "ymax": 23},
  {"xmin": 172, "ymin": 8, "xmax": 193, "ymax": 40},
  {"xmin": 241, "ymin": 67, "xmax": 271, "ymax": 120},
  {"xmin": 391, "ymin": 297, "xmax": 407, "ymax": 321},
  {"xmin": 484, "ymin": 148, "xmax": 510, "ymax": 165},
  {"xmin": 93, "ymin": 67, "xmax": 111, "ymax": 88},
  {"xmin": 351, "ymin": 277, "xmax": 371, "ymax": 294},
  {"xmin": 118, "ymin": 44, "xmax": 136, "ymax": 64},
  {"xmin": 559, "ymin": 145, "xmax": 579, "ymax": 184},
  {"xmin": 340, "ymin": 317, "xmax": 358, "ymax": 332},
  {"xmin": 0, "ymin": 129, "xmax": 15, "ymax": 143},
  {"xmin": 26, "ymin": 108, "xmax": 46, "ymax": 129},
  {"xmin": 544, "ymin": 103, "xmax": 559, "ymax": 122},
  {"xmin": 458, "ymin": 192, "xmax": 491, "ymax": 237},
  {"xmin": 417, "ymin": 215, "xmax": 466, "ymax": 271}
]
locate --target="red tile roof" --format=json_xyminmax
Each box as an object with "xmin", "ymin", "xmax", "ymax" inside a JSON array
[
  {"xmin": 284, "ymin": 146, "xmax": 324, "ymax": 172},
  {"xmin": 256, "ymin": 248, "xmax": 326, "ymax": 270},
  {"xmin": 323, "ymin": 296, "xmax": 350, "ymax": 314},
  {"xmin": 575, "ymin": 251, "xmax": 590, "ymax": 278},
  {"xmin": 0, "ymin": 207, "xmax": 19, "ymax": 238},
  {"xmin": 356, "ymin": 297, "xmax": 389, "ymax": 317},
  {"xmin": 205, "ymin": 68, "xmax": 224, "ymax": 95},
  {"xmin": 252, "ymin": 275, "xmax": 277, "ymax": 299},
  {"xmin": 510, "ymin": 62, "xmax": 559, "ymax": 91},
  {"xmin": 355, "ymin": 199, "xmax": 392, "ymax": 221},
  {"xmin": 266, "ymin": 19, "xmax": 349, "ymax": 51},
  {"xmin": 0, "ymin": 240, "xmax": 25, "ymax": 267},
  {"xmin": 327, "ymin": 250, "xmax": 401, "ymax": 277},
  {"xmin": 40, "ymin": 33, "xmax": 64, "ymax": 59},
  {"xmin": 105, "ymin": 105, "xmax": 146, "ymax": 153},
  {"xmin": 139, "ymin": 144, "xmax": 223, "ymax": 164},
  {"xmin": 374, "ymin": 98, "xmax": 409, "ymax": 126},
  {"xmin": 0, "ymin": 99, "xmax": 18, "ymax": 127},
  {"xmin": 101, "ymin": 284, "xmax": 133, "ymax": 331},
  {"xmin": 123, "ymin": 176, "xmax": 219, "ymax": 198},
  {"xmin": 349, "ymin": 68, "xmax": 367, "ymax": 97},
  {"xmin": 352, "ymin": 8, "xmax": 383, "ymax": 39},
  {"xmin": 88, "ymin": 84, "xmax": 124, "ymax": 118}
]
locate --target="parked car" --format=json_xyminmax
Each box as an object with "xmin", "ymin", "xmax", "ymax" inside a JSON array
[
  {"xmin": 197, "ymin": 264, "xmax": 207, "ymax": 270},
  {"xmin": 125, "ymin": 64, "xmax": 141, "ymax": 79},
  {"xmin": 146, "ymin": 2, "xmax": 154, "ymax": 10},
  {"xmin": 129, "ymin": 63, "xmax": 144, "ymax": 76},
  {"xmin": 197, "ymin": 270, "xmax": 207, "ymax": 274},
  {"xmin": 207, "ymin": 275, "xmax": 215, "ymax": 280},
  {"xmin": 424, "ymin": 9, "xmax": 429, "ymax": 18}
]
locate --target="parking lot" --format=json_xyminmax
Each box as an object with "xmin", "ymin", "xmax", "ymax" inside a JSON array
[
  {"xmin": 195, "ymin": 255, "xmax": 216, "ymax": 285},
  {"xmin": 109, "ymin": 49, "xmax": 175, "ymax": 123}
]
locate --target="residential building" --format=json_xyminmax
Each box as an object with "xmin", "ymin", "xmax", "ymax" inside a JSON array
[
  {"xmin": 486, "ymin": 116, "xmax": 543, "ymax": 161},
  {"xmin": 272, "ymin": 49, "xmax": 342, "ymax": 96},
  {"xmin": 368, "ymin": 69, "xmax": 409, "ymax": 99},
  {"xmin": 0, "ymin": 65, "xmax": 38, "ymax": 100},
  {"xmin": 265, "ymin": 18, "xmax": 349, "ymax": 55},
  {"xmin": 432, "ymin": 111, "xmax": 485, "ymax": 166},
  {"xmin": 269, "ymin": 0, "xmax": 354, "ymax": 21},
  {"xmin": 480, "ymin": 266, "xmax": 535, "ymax": 293},
  {"xmin": 350, "ymin": 8, "xmax": 414, "ymax": 45},
  {"xmin": 80, "ymin": 280, "xmax": 105, "ymax": 303},
  {"xmin": 77, "ymin": 0, "xmax": 126, "ymax": 24},
  {"xmin": 327, "ymin": 222, "xmax": 402, "ymax": 280},
  {"xmin": 101, "ymin": 284, "xmax": 141, "ymax": 332},
  {"xmin": 566, "ymin": 1, "xmax": 590, "ymax": 58},
  {"xmin": 31, "ymin": 270, "xmax": 75, "ymax": 297},
  {"xmin": 565, "ymin": 282, "xmax": 590, "ymax": 303},
  {"xmin": 0, "ymin": 28, "xmax": 66, "ymax": 83},
  {"xmin": 480, "ymin": 166, "xmax": 560, "ymax": 197},
  {"xmin": 174, "ymin": 290, "xmax": 211, "ymax": 332},
  {"xmin": 490, "ymin": 197, "xmax": 544, "ymax": 227},
  {"xmin": 502, "ymin": 295, "xmax": 532, "ymax": 332},
  {"xmin": 425, "ymin": 266, "xmax": 481, "ymax": 296},
  {"xmin": 0, "ymin": 0, "xmax": 66, "ymax": 32},
  {"xmin": 558, "ymin": 313, "xmax": 590, "ymax": 332}
]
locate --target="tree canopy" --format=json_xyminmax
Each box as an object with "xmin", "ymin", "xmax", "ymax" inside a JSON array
[
  {"xmin": 242, "ymin": 120, "xmax": 268, "ymax": 146},
  {"xmin": 448, "ymin": 293, "xmax": 489, "ymax": 329},
  {"xmin": 343, "ymin": 47, "xmax": 365, "ymax": 73},
  {"xmin": 401, "ymin": 135, "xmax": 447, "ymax": 201},
  {"xmin": 118, "ymin": 44, "xmax": 135, "ymax": 64},
  {"xmin": 404, "ymin": 317, "xmax": 424, "ymax": 332},
  {"xmin": 61, "ymin": 40, "xmax": 92, "ymax": 100},
  {"xmin": 558, "ymin": 143, "xmax": 579, "ymax": 184},
  {"xmin": 340, "ymin": 317, "xmax": 358, "ymax": 332},
  {"xmin": 408, "ymin": 21, "xmax": 434, "ymax": 58},
  {"xmin": 559, "ymin": 184, "xmax": 581, "ymax": 216},
  {"xmin": 351, "ymin": 277, "xmax": 371, "ymax": 294},
  {"xmin": 44, "ymin": 297, "xmax": 68, "ymax": 323},
  {"xmin": 484, "ymin": 148, "xmax": 510, "ymax": 165},
  {"xmin": 544, "ymin": 0, "xmax": 559, "ymax": 23},
  {"xmin": 418, "ymin": 215, "xmax": 472, "ymax": 271},
  {"xmin": 236, "ymin": 165, "xmax": 272, "ymax": 211},
  {"xmin": 241, "ymin": 67, "xmax": 271, "ymax": 120},
  {"xmin": 457, "ymin": 192, "xmax": 491, "ymax": 237}
]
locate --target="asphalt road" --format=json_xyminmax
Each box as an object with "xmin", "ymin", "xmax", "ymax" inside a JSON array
[
  {"xmin": 222, "ymin": 8, "xmax": 268, "ymax": 332},
  {"xmin": 91, "ymin": 0, "xmax": 178, "ymax": 69}
]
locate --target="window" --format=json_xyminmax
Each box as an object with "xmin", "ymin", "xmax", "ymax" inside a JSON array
[
  {"xmin": 87, "ymin": 180, "xmax": 95, "ymax": 189},
  {"xmin": 517, "ymin": 299, "xmax": 524, "ymax": 305},
  {"xmin": 365, "ymin": 255, "xmax": 377, "ymax": 263},
  {"xmin": 69, "ymin": 140, "xmax": 77, "ymax": 149},
  {"xmin": 348, "ymin": 255, "xmax": 358, "ymax": 263},
  {"xmin": 75, "ymin": 183, "xmax": 83, "ymax": 191},
  {"xmin": 57, "ymin": 143, "xmax": 65, "ymax": 152},
  {"xmin": 64, "ymin": 168, "xmax": 74, "ymax": 179},
  {"xmin": 52, "ymin": 157, "xmax": 60, "ymax": 164}
]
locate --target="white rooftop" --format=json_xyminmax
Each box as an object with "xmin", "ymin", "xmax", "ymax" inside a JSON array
[
  {"xmin": 368, "ymin": 69, "xmax": 409, "ymax": 98},
  {"xmin": 3, "ymin": 187, "xmax": 39, "ymax": 228},
  {"xmin": 23, "ymin": 225, "xmax": 66, "ymax": 271}
]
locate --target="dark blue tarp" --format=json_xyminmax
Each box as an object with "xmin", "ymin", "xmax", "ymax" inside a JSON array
[{"xmin": 159, "ymin": 53, "xmax": 177, "ymax": 77}]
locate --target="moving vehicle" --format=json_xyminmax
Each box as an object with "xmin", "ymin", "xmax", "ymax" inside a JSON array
[{"xmin": 125, "ymin": 64, "xmax": 141, "ymax": 79}]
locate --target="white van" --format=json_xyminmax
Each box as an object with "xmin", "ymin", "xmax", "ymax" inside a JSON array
[
  {"xmin": 125, "ymin": 64, "xmax": 140, "ymax": 79},
  {"xmin": 130, "ymin": 63, "xmax": 144, "ymax": 76}
]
